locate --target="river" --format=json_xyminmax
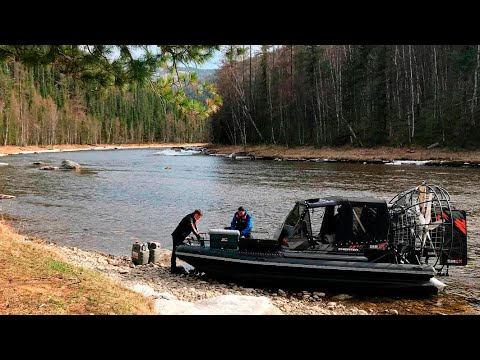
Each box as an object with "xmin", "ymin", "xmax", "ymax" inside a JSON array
[{"xmin": 1, "ymin": 148, "xmax": 479, "ymax": 304}]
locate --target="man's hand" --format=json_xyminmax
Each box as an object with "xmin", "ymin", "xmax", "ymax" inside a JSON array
[{"xmin": 195, "ymin": 233, "xmax": 201, "ymax": 240}]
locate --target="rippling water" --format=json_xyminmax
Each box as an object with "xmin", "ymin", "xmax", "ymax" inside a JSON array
[{"xmin": 1, "ymin": 148, "xmax": 479, "ymax": 301}]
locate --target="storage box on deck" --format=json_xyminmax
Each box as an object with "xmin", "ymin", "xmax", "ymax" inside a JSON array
[{"xmin": 209, "ymin": 229, "xmax": 240, "ymax": 249}]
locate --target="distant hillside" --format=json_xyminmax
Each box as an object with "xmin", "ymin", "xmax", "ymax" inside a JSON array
[
  {"xmin": 0, "ymin": 60, "xmax": 213, "ymax": 145},
  {"xmin": 155, "ymin": 67, "xmax": 217, "ymax": 83},
  {"xmin": 181, "ymin": 67, "xmax": 217, "ymax": 82}
]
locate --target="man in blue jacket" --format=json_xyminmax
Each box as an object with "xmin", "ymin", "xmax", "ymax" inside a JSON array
[{"xmin": 231, "ymin": 206, "xmax": 253, "ymax": 238}]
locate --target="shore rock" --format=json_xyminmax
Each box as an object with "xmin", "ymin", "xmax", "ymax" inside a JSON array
[
  {"xmin": 154, "ymin": 299, "xmax": 205, "ymax": 314},
  {"xmin": 154, "ymin": 295, "xmax": 283, "ymax": 315},
  {"xmin": 61, "ymin": 160, "xmax": 81, "ymax": 170},
  {"xmin": 129, "ymin": 284, "xmax": 156, "ymax": 297},
  {"xmin": 331, "ymin": 294, "xmax": 353, "ymax": 301},
  {"xmin": 156, "ymin": 292, "xmax": 177, "ymax": 300}
]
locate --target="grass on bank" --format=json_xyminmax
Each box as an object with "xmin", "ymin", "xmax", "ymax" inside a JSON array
[{"xmin": 0, "ymin": 221, "xmax": 155, "ymax": 315}]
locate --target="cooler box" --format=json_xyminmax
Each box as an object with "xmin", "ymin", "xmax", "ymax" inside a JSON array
[{"xmin": 209, "ymin": 229, "xmax": 240, "ymax": 249}]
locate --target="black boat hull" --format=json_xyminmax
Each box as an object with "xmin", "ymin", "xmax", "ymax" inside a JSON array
[{"xmin": 176, "ymin": 245, "xmax": 442, "ymax": 295}]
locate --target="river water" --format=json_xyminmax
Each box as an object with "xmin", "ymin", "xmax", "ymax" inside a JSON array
[{"xmin": 1, "ymin": 148, "xmax": 479, "ymax": 303}]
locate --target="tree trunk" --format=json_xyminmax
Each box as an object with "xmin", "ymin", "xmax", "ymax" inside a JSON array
[
  {"xmin": 249, "ymin": 45, "xmax": 252, "ymax": 107},
  {"xmin": 3, "ymin": 113, "xmax": 9, "ymax": 146},
  {"xmin": 472, "ymin": 44, "xmax": 480, "ymax": 126},
  {"xmin": 409, "ymin": 45, "xmax": 415, "ymax": 141},
  {"xmin": 433, "ymin": 46, "xmax": 439, "ymax": 140}
]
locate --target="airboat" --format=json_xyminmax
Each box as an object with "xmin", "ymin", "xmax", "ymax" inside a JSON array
[{"xmin": 176, "ymin": 182, "xmax": 467, "ymax": 295}]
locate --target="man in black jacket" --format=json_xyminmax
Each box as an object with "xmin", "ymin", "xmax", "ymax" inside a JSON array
[{"xmin": 171, "ymin": 209, "xmax": 203, "ymax": 273}]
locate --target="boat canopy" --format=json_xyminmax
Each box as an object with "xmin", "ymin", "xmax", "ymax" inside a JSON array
[
  {"xmin": 277, "ymin": 197, "xmax": 389, "ymax": 249},
  {"xmin": 302, "ymin": 196, "xmax": 388, "ymax": 208}
]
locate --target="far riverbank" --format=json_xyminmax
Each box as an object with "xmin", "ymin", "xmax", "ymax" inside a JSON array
[
  {"xmin": 2, "ymin": 143, "xmax": 480, "ymax": 165},
  {"xmin": 0, "ymin": 142, "xmax": 208, "ymax": 156},
  {"xmin": 205, "ymin": 144, "xmax": 480, "ymax": 167}
]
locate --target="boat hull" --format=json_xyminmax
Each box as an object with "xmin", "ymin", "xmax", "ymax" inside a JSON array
[{"xmin": 176, "ymin": 245, "xmax": 441, "ymax": 295}]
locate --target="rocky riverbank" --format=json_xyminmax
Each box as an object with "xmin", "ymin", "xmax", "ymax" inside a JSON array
[
  {"xmin": 3, "ymin": 143, "xmax": 480, "ymax": 167},
  {"xmin": 50, "ymin": 242, "xmax": 351, "ymax": 315},
  {"xmin": 32, "ymin": 235, "xmax": 478, "ymax": 315},
  {"xmin": 0, "ymin": 142, "xmax": 208, "ymax": 156},
  {"xmin": 1, "ymin": 218, "xmax": 476, "ymax": 315},
  {"xmin": 204, "ymin": 144, "xmax": 480, "ymax": 168}
]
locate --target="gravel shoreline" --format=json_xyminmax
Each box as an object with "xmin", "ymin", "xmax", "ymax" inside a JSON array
[
  {"xmin": 0, "ymin": 143, "xmax": 208, "ymax": 156},
  {"xmin": 36, "ymin": 237, "xmax": 381, "ymax": 315},
  {"xmin": 20, "ymin": 235, "xmax": 473, "ymax": 315}
]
